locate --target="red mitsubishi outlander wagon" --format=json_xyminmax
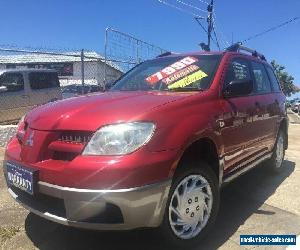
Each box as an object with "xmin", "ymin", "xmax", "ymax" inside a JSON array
[{"xmin": 3, "ymin": 44, "xmax": 288, "ymax": 247}]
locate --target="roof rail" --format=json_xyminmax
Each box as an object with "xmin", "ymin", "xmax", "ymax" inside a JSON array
[
  {"xmin": 226, "ymin": 42, "xmax": 266, "ymax": 61},
  {"xmin": 156, "ymin": 51, "xmax": 173, "ymax": 58}
]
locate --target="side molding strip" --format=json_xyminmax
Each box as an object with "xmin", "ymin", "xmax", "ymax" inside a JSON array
[{"xmin": 222, "ymin": 153, "xmax": 272, "ymax": 184}]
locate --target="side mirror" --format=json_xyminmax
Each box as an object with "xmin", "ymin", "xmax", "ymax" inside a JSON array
[
  {"xmin": 0, "ymin": 86, "xmax": 8, "ymax": 93},
  {"xmin": 223, "ymin": 79, "xmax": 253, "ymax": 98}
]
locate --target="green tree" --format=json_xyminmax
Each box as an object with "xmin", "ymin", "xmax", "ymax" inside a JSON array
[{"xmin": 270, "ymin": 60, "xmax": 299, "ymax": 96}]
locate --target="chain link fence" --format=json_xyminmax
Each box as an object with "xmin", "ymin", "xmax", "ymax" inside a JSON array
[
  {"xmin": 0, "ymin": 46, "xmax": 122, "ymax": 87},
  {"xmin": 0, "ymin": 46, "xmax": 123, "ymax": 125},
  {"xmin": 0, "ymin": 29, "xmax": 167, "ymax": 146},
  {"xmin": 104, "ymin": 28, "xmax": 167, "ymax": 85}
]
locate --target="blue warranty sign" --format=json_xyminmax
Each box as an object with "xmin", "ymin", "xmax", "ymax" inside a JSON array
[{"xmin": 6, "ymin": 162, "xmax": 38, "ymax": 195}]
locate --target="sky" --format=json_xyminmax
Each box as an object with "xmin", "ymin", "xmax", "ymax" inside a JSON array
[{"xmin": 1, "ymin": 0, "xmax": 299, "ymax": 98}]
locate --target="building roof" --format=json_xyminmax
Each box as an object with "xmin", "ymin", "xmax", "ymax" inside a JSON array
[
  {"xmin": 0, "ymin": 51, "xmax": 122, "ymax": 72},
  {"xmin": 0, "ymin": 68, "xmax": 57, "ymax": 75}
]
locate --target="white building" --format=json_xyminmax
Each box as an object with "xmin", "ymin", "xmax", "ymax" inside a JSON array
[{"xmin": 0, "ymin": 52, "xmax": 123, "ymax": 87}]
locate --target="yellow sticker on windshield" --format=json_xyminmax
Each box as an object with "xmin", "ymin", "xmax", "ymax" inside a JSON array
[{"xmin": 167, "ymin": 70, "xmax": 208, "ymax": 89}]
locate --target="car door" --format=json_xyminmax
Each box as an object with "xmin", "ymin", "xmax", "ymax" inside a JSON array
[
  {"xmin": 220, "ymin": 57, "xmax": 263, "ymax": 174},
  {"xmin": 265, "ymin": 65, "xmax": 286, "ymax": 147},
  {"xmin": 28, "ymin": 71, "xmax": 62, "ymax": 108},
  {"xmin": 250, "ymin": 61, "xmax": 276, "ymax": 151},
  {"xmin": 0, "ymin": 72, "xmax": 29, "ymax": 123}
]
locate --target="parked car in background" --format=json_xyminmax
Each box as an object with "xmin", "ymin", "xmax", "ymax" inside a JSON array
[
  {"xmin": 291, "ymin": 100, "xmax": 300, "ymax": 113},
  {"xmin": 286, "ymin": 100, "xmax": 291, "ymax": 108},
  {"xmin": 4, "ymin": 44, "xmax": 288, "ymax": 248},
  {"xmin": 0, "ymin": 69, "xmax": 62, "ymax": 124},
  {"xmin": 61, "ymin": 84, "xmax": 103, "ymax": 99}
]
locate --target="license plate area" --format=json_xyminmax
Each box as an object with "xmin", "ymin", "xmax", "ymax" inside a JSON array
[{"xmin": 6, "ymin": 162, "xmax": 38, "ymax": 195}]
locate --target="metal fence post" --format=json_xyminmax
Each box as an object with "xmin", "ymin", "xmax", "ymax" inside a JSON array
[
  {"xmin": 104, "ymin": 28, "xmax": 167, "ymax": 75},
  {"xmin": 136, "ymin": 40, "xmax": 139, "ymax": 64},
  {"xmin": 104, "ymin": 28, "xmax": 109, "ymax": 91},
  {"xmin": 81, "ymin": 49, "xmax": 85, "ymax": 94}
]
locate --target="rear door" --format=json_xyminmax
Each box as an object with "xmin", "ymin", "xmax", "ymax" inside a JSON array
[
  {"xmin": 28, "ymin": 71, "xmax": 62, "ymax": 107},
  {"xmin": 265, "ymin": 65, "xmax": 286, "ymax": 146},
  {"xmin": 220, "ymin": 57, "xmax": 263, "ymax": 174},
  {"xmin": 0, "ymin": 72, "xmax": 29, "ymax": 123},
  {"xmin": 249, "ymin": 61, "xmax": 276, "ymax": 151}
]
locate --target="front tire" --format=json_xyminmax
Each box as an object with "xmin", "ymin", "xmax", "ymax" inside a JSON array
[{"xmin": 160, "ymin": 163, "xmax": 219, "ymax": 248}]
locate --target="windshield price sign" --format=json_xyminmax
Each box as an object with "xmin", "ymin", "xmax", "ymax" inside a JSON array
[{"xmin": 145, "ymin": 56, "xmax": 198, "ymax": 85}]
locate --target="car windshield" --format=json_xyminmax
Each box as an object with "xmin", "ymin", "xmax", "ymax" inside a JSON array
[{"xmin": 111, "ymin": 55, "xmax": 221, "ymax": 92}]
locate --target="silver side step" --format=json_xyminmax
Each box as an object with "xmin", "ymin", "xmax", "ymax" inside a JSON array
[{"xmin": 222, "ymin": 152, "xmax": 272, "ymax": 184}]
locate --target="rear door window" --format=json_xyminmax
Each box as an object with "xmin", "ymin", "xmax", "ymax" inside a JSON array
[
  {"xmin": 266, "ymin": 66, "xmax": 281, "ymax": 92},
  {"xmin": 251, "ymin": 61, "xmax": 271, "ymax": 94},
  {"xmin": 0, "ymin": 73, "xmax": 24, "ymax": 92},
  {"xmin": 29, "ymin": 72, "xmax": 60, "ymax": 90}
]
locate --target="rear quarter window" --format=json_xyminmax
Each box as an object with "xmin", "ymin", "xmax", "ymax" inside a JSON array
[
  {"xmin": 251, "ymin": 61, "xmax": 272, "ymax": 94},
  {"xmin": 266, "ymin": 66, "xmax": 281, "ymax": 92},
  {"xmin": 29, "ymin": 72, "xmax": 60, "ymax": 90}
]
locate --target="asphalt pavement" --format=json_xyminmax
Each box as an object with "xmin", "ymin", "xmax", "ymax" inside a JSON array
[{"xmin": 0, "ymin": 113, "xmax": 299, "ymax": 250}]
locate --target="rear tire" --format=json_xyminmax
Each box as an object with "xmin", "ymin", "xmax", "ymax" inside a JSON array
[
  {"xmin": 159, "ymin": 162, "xmax": 219, "ymax": 248},
  {"xmin": 266, "ymin": 130, "xmax": 285, "ymax": 173}
]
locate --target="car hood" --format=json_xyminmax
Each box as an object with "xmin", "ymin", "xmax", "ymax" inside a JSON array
[{"xmin": 26, "ymin": 91, "xmax": 192, "ymax": 131}]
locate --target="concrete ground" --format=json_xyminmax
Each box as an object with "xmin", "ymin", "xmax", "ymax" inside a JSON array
[
  {"xmin": 0, "ymin": 125, "xmax": 17, "ymax": 148},
  {"xmin": 0, "ymin": 113, "xmax": 299, "ymax": 250}
]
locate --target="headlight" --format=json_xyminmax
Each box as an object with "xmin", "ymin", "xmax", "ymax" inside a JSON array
[
  {"xmin": 16, "ymin": 115, "xmax": 26, "ymax": 132},
  {"xmin": 82, "ymin": 122, "xmax": 155, "ymax": 156},
  {"xmin": 17, "ymin": 115, "xmax": 25, "ymax": 128}
]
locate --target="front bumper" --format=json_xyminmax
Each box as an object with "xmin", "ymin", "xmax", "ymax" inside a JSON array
[{"xmin": 7, "ymin": 179, "xmax": 171, "ymax": 230}]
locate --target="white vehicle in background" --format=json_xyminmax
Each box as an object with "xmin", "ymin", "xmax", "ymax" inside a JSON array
[
  {"xmin": 291, "ymin": 100, "xmax": 300, "ymax": 113},
  {"xmin": 0, "ymin": 69, "xmax": 62, "ymax": 124}
]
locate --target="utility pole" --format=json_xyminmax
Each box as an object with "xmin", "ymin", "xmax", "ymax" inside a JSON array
[
  {"xmin": 197, "ymin": 0, "xmax": 214, "ymax": 51},
  {"xmin": 207, "ymin": 0, "xmax": 214, "ymax": 51}
]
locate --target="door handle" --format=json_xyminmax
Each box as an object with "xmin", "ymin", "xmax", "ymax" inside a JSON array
[{"xmin": 21, "ymin": 95, "xmax": 29, "ymax": 98}]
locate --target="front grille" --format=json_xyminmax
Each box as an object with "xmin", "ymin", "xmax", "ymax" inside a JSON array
[
  {"xmin": 58, "ymin": 131, "xmax": 93, "ymax": 144},
  {"xmin": 48, "ymin": 131, "xmax": 93, "ymax": 161},
  {"xmin": 52, "ymin": 151, "xmax": 78, "ymax": 161}
]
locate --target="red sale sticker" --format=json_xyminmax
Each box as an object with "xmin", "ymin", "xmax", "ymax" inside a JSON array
[
  {"xmin": 145, "ymin": 56, "xmax": 198, "ymax": 85},
  {"xmin": 162, "ymin": 65, "xmax": 199, "ymax": 85}
]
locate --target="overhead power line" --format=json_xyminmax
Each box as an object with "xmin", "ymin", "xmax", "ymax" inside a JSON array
[
  {"xmin": 195, "ymin": 17, "xmax": 218, "ymax": 46},
  {"xmin": 193, "ymin": 0, "xmax": 216, "ymax": 51},
  {"xmin": 157, "ymin": 0, "xmax": 218, "ymax": 51},
  {"xmin": 197, "ymin": 0, "xmax": 209, "ymax": 5},
  {"xmin": 242, "ymin": 16, "xmax": 300, "ymax": 43},
  {"xmin": 157, "ymin": 0, "xmax": 205, "ymax": 19},
  {"xmin": 175, "ymin": 0, "xmax": 207, "ymax": 13},
  {"xmin": 212, "ymin": 25, "xmax": 220, "ymax": 50},
  {"xmin": 212, "ymin": 21, "xmax": 230, "ymax": 48},
  {"xmin": 212, "ymin": 12, "xmax": 230, "ymax": 48}
]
